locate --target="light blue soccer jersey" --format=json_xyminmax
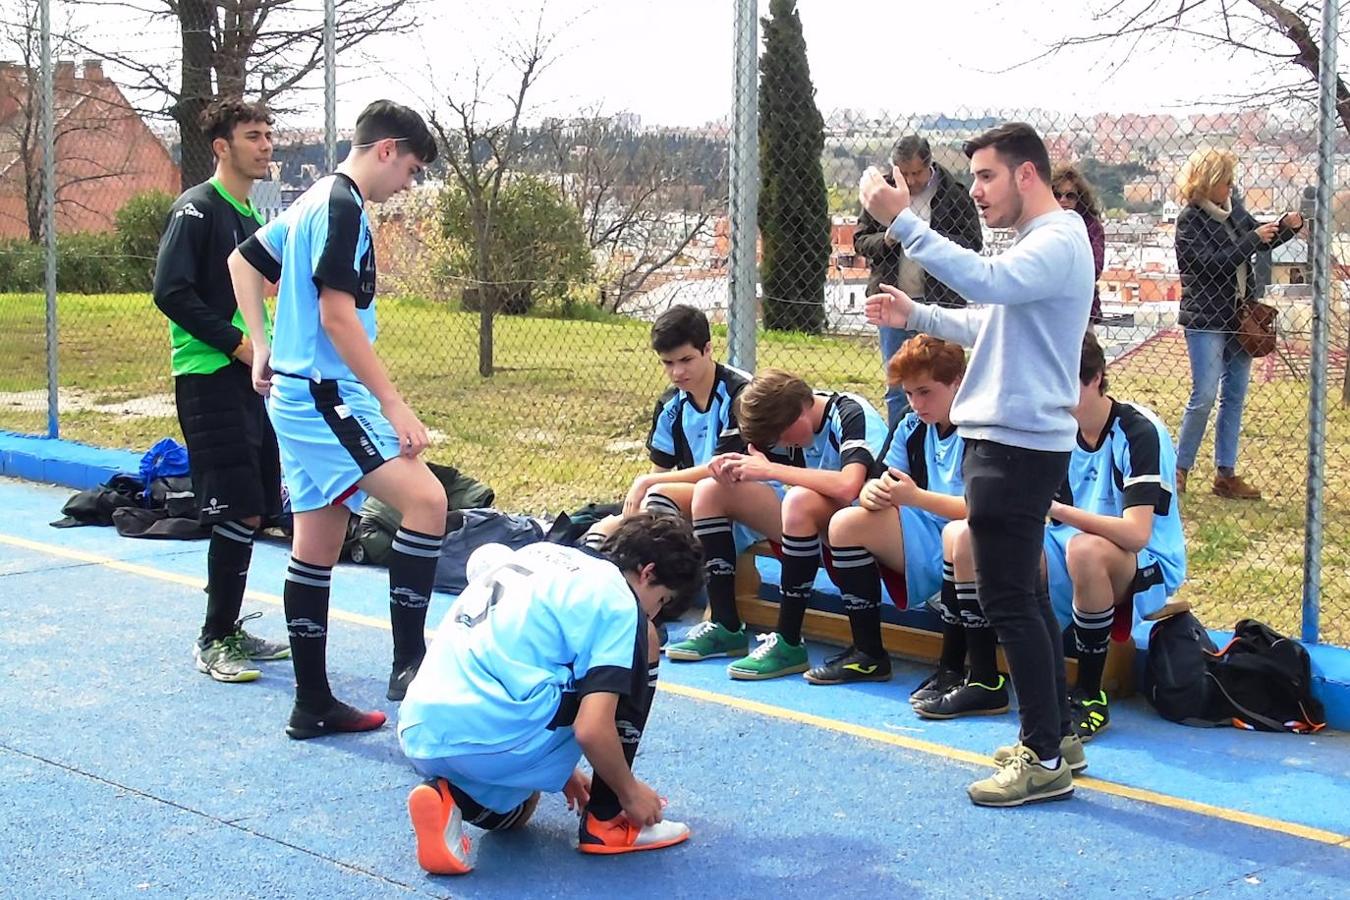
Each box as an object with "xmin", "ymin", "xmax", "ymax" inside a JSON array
[
  {"xmin": 238, "ymin": 173, "xmax": 377, "ymax": 382},
  {"xmin": 1051, "ymin": 400, "xmax": 1187, "ymax": 591},
  {"xmin": 398, "ymin": 543, "xmax": 646, "ymax": 760},
  {"xmin": 646, "ymin": 363, "xmax": 751, "ymax": 469},
  {"xmin": 786, "ymin": 392, "xmax": 888, "ymax": 472},
  {"xmin": 882, "ymin": 413, "xmax": 965, "ymax": 502}
]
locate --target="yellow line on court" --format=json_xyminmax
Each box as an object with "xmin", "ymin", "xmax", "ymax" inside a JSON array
[{"xmin": 4, "ymin": 530, "xmax": 1348, "ymax": 849}]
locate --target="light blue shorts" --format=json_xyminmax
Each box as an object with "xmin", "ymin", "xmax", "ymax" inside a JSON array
[
  {"xmin": 1044, "ymin": 524, "xmax": 1176, "ymax": 630},
  {"xmin": 267, "ymin": 374, "xmax": 400, "ymax": 513},
  {"xmin": 406, "ymin": 725, "xmax": 580, "ymax": 813},
  {"xmin": 899, "ymin": 506, "xmax": 946, "ymax": 612}
]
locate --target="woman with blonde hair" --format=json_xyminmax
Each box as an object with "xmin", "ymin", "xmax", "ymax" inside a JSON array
[
  {"xmin": 1052, "ymin": 163, "xmax": 1105, "ymax": 323},
  {"xmin": 1173, "ymin": 146, "xmax": 1303, "ymax": 499}
]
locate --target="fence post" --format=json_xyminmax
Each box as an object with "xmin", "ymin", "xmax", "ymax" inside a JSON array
[
  {"xmin": 324, "ymin": 0, "xmax": 337, "ymax": 173},
  {"xmin": 40, "ymin": 0, "xmax": 57, "ymax": 439},
  {"xmin": 727, "ymin": 0, "xmax": 758, "ymax": 372},
  {"xmin": 1302, "ymin": 0, "xmax": 1340, "ymax": 644}
]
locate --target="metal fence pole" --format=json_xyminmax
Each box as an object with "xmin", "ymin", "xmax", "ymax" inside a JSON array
[
  {"xmin": 40, "ymin": 0, "xmax": 57, "ymax": 439},
  {"xmin": 1302, "ymin": 0, "xmax": 1339, "ymax": 644},
  {"xmin": 324, "ymin": 0, "xmax": 337, "ymax": 172},
  {"xmin": 727, "ymin": 0, "xmax": 758, "ymax": 371}
]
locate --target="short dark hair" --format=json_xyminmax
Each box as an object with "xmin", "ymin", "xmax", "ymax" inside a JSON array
[
  {"xmin": 601, "ymin": 512, "xmax": 705, "ymax": 613},
  {"xmin": 353, "ymin": 100, "xmax": 437, "ymax": 164},
  {"xmin": 651, "ymin": 305, "xmax": 711, "ymax": 353},
  {"xmin": 1079, "ymin": 330, "xmax": 1108, "ymax": 394},
  {"xmin": 891, "ymin": 134, "xmax": 932, "ymax": 166},
  {"xmin": 964, "ymin": 122, "xmax": 1051, "ymax": 185},
  {"xmin": 199, "ymin": 98, "xmax": 272, "ymax": 147}
]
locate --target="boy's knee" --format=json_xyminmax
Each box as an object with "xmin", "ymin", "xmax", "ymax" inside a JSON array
[
  {"xmin": 827, "ymin": 506, "xmax": 869, "ymax": 547},
  {"xmin": 1065, "ymin": 533, "xmax": 1118, "ymax": 576}
]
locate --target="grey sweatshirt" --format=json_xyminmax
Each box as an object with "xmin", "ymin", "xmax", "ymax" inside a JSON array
[{"xmin": 885, "ymin": 207, "xmax": 1094, "ymax": 451}]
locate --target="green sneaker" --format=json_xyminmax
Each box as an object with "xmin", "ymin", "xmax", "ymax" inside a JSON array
[
  {"xmin": 665, "ymin": 621, "xmax": 749, "ymax": 661},
  {"xmin": 727, "ymin": 632, "xmax": 809, "ymax": 681},
  {"xmin": 194, "ymin": 634, "xmax": 261, "ymax": 683},
  {"xmin": 992, "ymin": 733, "xmax": 1087, "ymax": 774},
  {"xmin": 968, "ymin": 746, "xmax": 1074, "ymax": 807},
  {"xmin": 233, "ymin": 612, "xmax": 291, "ymax": 661}
]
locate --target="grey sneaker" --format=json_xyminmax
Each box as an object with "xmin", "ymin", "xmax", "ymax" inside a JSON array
[
  {"xmin": 969, "ymin": 746, "xmax": 1075, "ymax": 808},
  {"xmin": 194, "ymin": 634, "xmax": 261, "ymax": 683},
  {"xmin": 992, "ymin": 733, "xmax": 1087, "ymax": 773},
  {"xmin": 233, "ymin": 612, "xmax": 290, "ymax": 661}
]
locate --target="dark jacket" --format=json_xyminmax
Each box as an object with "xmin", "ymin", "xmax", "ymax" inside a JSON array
[
  {"xmin": 852, "ymin": 163, "xmax": 983, "ymax": 308},
  {"xmin": 1083, "ymin": 211, "xmax": 1105, "ymax": 323},
  {"xmin": 1175, "ymin": 202, "xmax": 1297, "ymax": 331}
]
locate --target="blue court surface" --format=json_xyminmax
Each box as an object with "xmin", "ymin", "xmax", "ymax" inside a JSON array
[{"xmin": 1, "ymin": 476, "xmax": 1348, "ymax": 899}]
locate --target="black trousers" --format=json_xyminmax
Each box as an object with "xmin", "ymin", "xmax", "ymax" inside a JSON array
[{"xmin": 962, "ymin": 439, "xmax": 1073, "ymax": 761}]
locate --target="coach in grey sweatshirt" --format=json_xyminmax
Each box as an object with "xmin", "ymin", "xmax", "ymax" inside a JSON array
[{"xmin": 861, "ymin": 123, "xmax": 1093, "ymax": 809}]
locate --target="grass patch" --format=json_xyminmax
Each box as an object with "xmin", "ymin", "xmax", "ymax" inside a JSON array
[{"xmin": 1, "ymin": 293, "xmax": 1346, "ymax": 644}]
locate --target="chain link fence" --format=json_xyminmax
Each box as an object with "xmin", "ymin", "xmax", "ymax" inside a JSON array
[{"xmin": 0, "ymin": 0, "xmax": 1344, "ymax": 645}]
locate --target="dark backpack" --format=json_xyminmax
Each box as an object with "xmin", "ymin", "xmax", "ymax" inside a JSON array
[
  {"xmin": 1207, "ymin": 619, "xmax": 1326, "ymax": 734},
  {"xmin": 544, "ymin": 502, "xmax": 623, "ymax": 547},
  {"xmin": 434, "ymin": 509, "xmax": 545, "ymax": 594},
  {"xmin": 1144, "ymin": 611, "xmax": 1222, "ymax": 725}
]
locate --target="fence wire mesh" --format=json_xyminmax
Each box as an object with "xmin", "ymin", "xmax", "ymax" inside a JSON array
[{"xmin": 0, "ymin": 0, "xmax": 1344, "ymax": 645}]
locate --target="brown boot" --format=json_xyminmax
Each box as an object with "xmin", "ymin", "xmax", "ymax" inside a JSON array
[
  {"xmin": 1175, "ymin": 468, "xmax": 1187, "ymax": 495},
  {"xmin": 1213, "ymin": 473, "xmax": 1261, "ymax": 500}
]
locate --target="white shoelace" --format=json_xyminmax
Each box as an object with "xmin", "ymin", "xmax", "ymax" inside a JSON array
[{"xmin": 747, "ymin": 632, "xmax": 780, "ymax": 659}]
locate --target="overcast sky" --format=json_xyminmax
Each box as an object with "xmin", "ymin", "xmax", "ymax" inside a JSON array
[{"xmin": 51, "ymin": 0, "xmax": 1336, "ymax": 129}]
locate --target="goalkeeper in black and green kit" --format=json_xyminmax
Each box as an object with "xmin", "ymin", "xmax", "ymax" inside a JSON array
[{"xmin": 152, "ymin": 98, "xmax": 290, "ymax": 683}]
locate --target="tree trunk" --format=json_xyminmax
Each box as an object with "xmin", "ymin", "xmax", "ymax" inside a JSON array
[
  {"xmin": 473, "ymin": 210, "xmax": 495, "ymax": 376},
  {"xmin": 175, "ymin": 0, "xmax": 215, "ymax": 190}
]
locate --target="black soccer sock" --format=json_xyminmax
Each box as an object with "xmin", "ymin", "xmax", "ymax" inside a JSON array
[
  {"xmin": 1073, "ymin": 605, "xmax": 1115, "ymax": 697},
  {"xmin": 389, "ymin": 526, "xmax": 441, "ymax": 668},
  {"xmin": 957, "ymin": 579, "xmax": 999, "ymax": 686},
  {"xmin": 201, "ymin": 521, "xmax": 256, "ymax": 644},
  {"xmin": 828, "ymin": 544, "xmax": 885, "ymax": 658},
  {"xmin": 937, "ymin": 566, "xmax": 967, "ymax": 673},
  {"xmin": 443, "ymin": 779, "xmax": 532, "ymax": 832},
  {"xmin": 643, "ymin": 492, "xmax": 681, "ymax": 517},
  {"xmin": 776, "ymin": 533, "xmax": 820, "ymax": 646},
  {"xmin": 285, "ymin": 557, "xmax": 333, "ymax": 712},
  {"xmin": 587, "ymin": 662, "xmax": 658, "ymax": 822},
  {"xmin": 695, "ymin": 516, "xmax": 741, "ymax": 632}
]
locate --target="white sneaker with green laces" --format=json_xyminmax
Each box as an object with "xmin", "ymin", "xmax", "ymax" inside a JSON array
[
  {"xmin": 194, "ymin": 634, "xmax": 261, "ymax": 683},
  {"xmin": 233, "ymin": 612, "xmax": 291, "ymax": 661}
]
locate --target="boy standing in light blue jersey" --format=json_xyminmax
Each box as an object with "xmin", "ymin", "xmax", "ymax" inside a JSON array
[
  {"xmin": 398, "ymin": 514, "xmax": 704, "ymax": 875},
  {"xmin": 1045, "ymin": 331, "xmax": 1187, "ymax": 741},
  {"xmin": 861, "ymin": 122, "xmax": 1094, "ymax": 807},
  {"xmin": 665, "ymin": 368, "xmax": 888, "ymax": 680},
  {"xmin": 230, "ymin": 100, "xmax": 446, "ymax": 739}
]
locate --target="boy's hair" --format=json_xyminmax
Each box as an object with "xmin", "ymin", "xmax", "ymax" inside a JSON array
[
  {"xmin": 651, "ymin": 305, "xmax": 711, "ymax": 354},
  {"xmin": 601, "ymin": 512, "xmax": 705, "ymax": 614},
  {"xmin": 736, "ymin": 368, "xmax": 813, "ymax": 450},
  {"xmin": 199, "ymin": 98, "xmax": 272, "ymax": 147},
  {"xmin": 1079, "ymin": 330, "xmax": 1108, "ymax": 394},
  {"xmin": 887, "ymin": 334, "xmax": 966, "ymax": 388},
  {"xmin": 353, "ymin": 100, "xmax": 438, "ymax": 164},
  {"xmin": 963, "ymin": 122, "xmax": 1051, "ymax": 185}
]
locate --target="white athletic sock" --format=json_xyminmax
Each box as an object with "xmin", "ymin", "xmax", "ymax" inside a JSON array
[{"xmin": 1040, "ymin": 755, "xmax": 1061, "ymax": 770}]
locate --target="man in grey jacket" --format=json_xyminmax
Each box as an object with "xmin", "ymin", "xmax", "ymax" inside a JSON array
[
  {"xmin": 853, "ymin": 135, "xmax": 983, "ymax": 422},
  {"xmin": 860, "ymin": 122, "xmax": 1093, "ymax": 808}
]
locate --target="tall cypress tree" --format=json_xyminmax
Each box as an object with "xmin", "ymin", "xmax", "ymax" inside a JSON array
[{"xmin": 758, "ymin": 0, "xmax": 828, "ymax": 334}]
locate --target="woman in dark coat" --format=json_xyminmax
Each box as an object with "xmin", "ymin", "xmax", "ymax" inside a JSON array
[
  {"xmin": 1172, "ymin": 146, "xmax": 1302, "ymax": 500},
  {"xmin": 1051, "ymin": 164, "xmax": 1105, "ymax": 324}
]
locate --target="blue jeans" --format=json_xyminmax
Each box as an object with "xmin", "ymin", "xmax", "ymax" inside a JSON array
[
  {"xmin": 1176, "ymin": 327, "xmax": 1252, "ymax": 471},
  {"xmin": 879, "ymin": 325, "xmax": 916, "ymax": 422}
]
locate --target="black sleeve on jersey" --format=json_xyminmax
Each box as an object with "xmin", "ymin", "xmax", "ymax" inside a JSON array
[
  {"xmin": 714, "ymin": 376, "xmax": 749, "ymax": 455},
  {"xmin": 646, "ymin": 390, "xmax": 680, "ymax": 469},
  {"xmin": 313, "ymin": 193, "xmax": 364, "ymax": 297},
  {"xmin": 238, "ymin": 233, "xmax": 282, "ymax": 284},
  {"xmin": 1119, "ymin": 406, "xmax": 1167, "ymax": 512},
  {"xmin": 152, "ymin": 201, "xmax": 243, "ymax": 355},
  {"xmin": 834, "ymin": 396, "xmax": 877, "ymax": 469},
  {"xmin": 574, "ymin": 664, "xmax": 638, "ymax": 698}
]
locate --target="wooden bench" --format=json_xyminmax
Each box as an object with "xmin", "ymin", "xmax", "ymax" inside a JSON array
[{"xmin": 732, "ymin": 542, "xmax": 1190, "ymax": 699}]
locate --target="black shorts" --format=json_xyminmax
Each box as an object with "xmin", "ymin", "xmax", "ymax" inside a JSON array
[{"xmin": 175, "ymin": 363, "xmax": 282, "ymax": 525}]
